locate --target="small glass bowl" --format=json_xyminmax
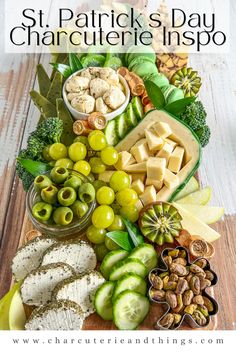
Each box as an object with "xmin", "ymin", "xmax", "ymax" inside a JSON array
[{"xmin": 26, "ymin": 169, "xmax": 96, "ymax": 238}]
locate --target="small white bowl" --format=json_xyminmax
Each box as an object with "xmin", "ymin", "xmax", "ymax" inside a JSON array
[{"xmin": 62, "ymin": 68, "xmax": 130, "ymax": 121}]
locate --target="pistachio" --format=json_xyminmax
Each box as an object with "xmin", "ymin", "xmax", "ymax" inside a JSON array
[
  {"xmin": 197, "ymin": 272, "xmax": 206, "ymax": 280},
  {"xmin": 169, "ymin": 263, "xmax": 188, "ymax": 276},
  {"xmin": 173, "ymin": 294, "xmax": 184, "ymax": 313},
  {"xmin": 192, "ymin": 310, "xmax": 207, "ymax": 326},
  {"xmin": 190, "ymin": 264, "xmax": 205, "ymax": 274},
  {"xmin": 179, "ymin": 250, "xmax": 187, "ymax": 258},
  {"xmin": 205, "ymin": 270, "xmax": 215, "ymax": 282},
  {"xmin": 173, "ymin": 313, "xmax": 182, "ymax": 325},
  {"xmin": 150, "ymin": 289, "xmax": 166, "ymax": 301},
  {"xmin": 164, "ymin": 281, "xmax": 177, "ymax": 291},
  {"xmin": 200, "ymin": 278, "xmax": 211, "ymax": 290},
  {"xmin": 202, "ymin": 296, "xmax": 214, "ymax": 312},
  {"xmin": 186, "ymin": 272, "xmax": 194, "ymax": 282},
  {"xmin": 197, "ymin": 305, "xmax": 209, "ymax": 317},
  {"xmin": 150, "ymin": 274, "xmax": 163, "ymax": 290},
  {"xmin": 173, "ymin": 257, "xmax": 187, "ymax": 266},
  {"xmin": 169, "ymin": 273, "xmax": 179, "ymax": 282},
  {"xmin": 166, "ymin": 290, "xmax": 178, "ymax": 309},
  {"xmin": 159, "ymin": 313, "xmax": 174, "ymax": 329},
  {"xmin": 195, "ymin": 259, "xmax": 208, "ymax": 269},
  {"xmin": 192, "ymin": 295, "xmax": 204, "ymax": 305},
  {"xmin": 176, "ymin": 278, "xmax": 188, "ymax": 295},
  {"xmin": 159, "ymin": 271, "xmax": 169, "ymax": 279},
  {"xmin": 168, "ymin": 250, "xmax": 179, "ymax": 258},
  {"xmin": 190, "ymin": 276, "xmax": 200, "ymax": 295},
  {"xmin": 183, "ymin": 290, "xmax": 194, "ymax": 306},
  {"xmin": 164, "ymin": 255, "xmax": 173, "ymax": 267},
  {"xmin": 184, "ymin": 304, "xmax": 198, "ymax": 315},
  {"xmin": 163, "ymin": 276, "xmax": 169, "ymax": 289}
]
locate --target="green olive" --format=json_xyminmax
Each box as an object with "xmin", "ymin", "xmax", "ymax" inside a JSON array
[
  {"xmin": 64, "ymin": 175, "xmax": 82, "ymax": 190},
  {"xmin": 78, "ymin": 183, "xmax": 96, "ymax": 203},
  {"xmin": 57, "ymin": 187, "xmax": 77, "ymax": 206},
  {"xmin": 53, "ymin": 207, "xmax": 73, "ymax": 226},
  {"xmin": 34, "ymin": 175, "xmax": 52, "ymax": 191},
  {"xmin": 41, "ymin": 185, "xmax": 58, "ymax": 204},
  {"xmin": 32, "ymin": 202, "xmax": 53, "ymax": 222},
  {"xmin": 50, "ymin": 166, "xmax": 69, "ymax": 184},
  {"xmin": 93, "ymin": 180, "xmax": 107, "ymax": 191},
  {"xmin": 87, "ymin": 173, "xmax": 95, "ymax": 183},
  {"xmin": 71, "ymin": 200, "xmax": 89, "ymax": 218}
]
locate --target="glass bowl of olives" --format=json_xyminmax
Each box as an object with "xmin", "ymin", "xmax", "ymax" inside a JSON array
[{"xmin": 26, "ymin": 168, "xmax": 96, "ymax": 238}]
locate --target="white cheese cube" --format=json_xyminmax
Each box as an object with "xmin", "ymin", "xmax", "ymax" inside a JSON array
[
  {"xmin": 165, "ymin": 138, "xmax": 178, "ymax": 148},
  {"xmin": 146, "ymin": 178, "xmax": 163, "ymax": 191},
  {"xmin": 135, "ymin": 199, "xmax": 144, "ymax": 212},
  {"xmin": 153, "ymin": 122, "xmax": 172, "ymax": 138},
  {"xmin": 130, "ymin": 141, "xmax": 150, "ymax": 163},
  {"xmin": 163, "ymin": 169, "xmax": 179, "ymax": 189},
  {"xmin": 140, "ymin": 186, "xmax": 157, "ymax": 205},
  {"xmin": 130, "ymin": 173, "xmax": 146, "ymax": 183},
  {"xmin": 133, "ymin": 138, "xmax": 147, "ymax": 147},
  {"xmin": 131, "ymin": 179, "xmax": 145, "ymax": 195},
  {"xmin": 168, "ymin": 146, "xmax": 185, "ymax": 173},
  {"xmin": 145, "ymin": 130, "xmax": 164, "ymax": 152},
  {"xmin": 124, "ymin": 162, "xmax": 147, "ymax": 173},
  {"xmin": 157, "ymin": 142, "xmax": 174, "ymax": 161},
  {"xmin": 114, "ymin": 151, "xmax": 133, "ymax": 170},
  {"xmin": 147, "ymin": 157, "xmax": 166, "ymax": 181}
]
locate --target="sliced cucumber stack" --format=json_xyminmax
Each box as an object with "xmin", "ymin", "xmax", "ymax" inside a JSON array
[
  {"xmin": 113, "ymin": 290, "xmax": 150, "ymax": 330},
  {"xmin": 109, "ymin": 258, "xmax": 147, "ymax": 281},
  {"xmin": 131, "ymin": 97, "xmax": 144, "ymax": 120},
  {"xmin": 94, "ymin": 281, "xmax": 115, "ymax": 321},
  {"xmin": 112, "ymin": 273, "xmax": 147, "ymax": 300},
  {"xmin": 128, "ymin": 244, "xmax": 158, "ymax": 273},
  {"xmin": 126, "ymin": 103, "xmax": 137, "ymax": 128},
  {"xmin": 100, "ymin": 249, "xmax": 129, "ymax": 280},
  {"xmin": 104, "ymin": 120, "xmax": 119, "ymax": 146},
  {"xmin": 115, "ymin": 113, "xmax": 128, "ymax": 139}
]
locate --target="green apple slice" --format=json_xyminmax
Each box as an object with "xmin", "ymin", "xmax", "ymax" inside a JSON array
[
  {"xmin": 175, "ymin": 187, "xmax": 211, "ymax": 205},
  {"xmin": 9, "ymin": 290, "xmax": 26, "ymax": 330},
  {"xmin": 0, "ymin": 283, "xmax": 21, "ymax": 330},
  {"xmin": 173, "ymin": 177, "xmax": 199, "ymax": 201},
  {"xmin": 176, "ymin": 204, "xmax": 224, "ymax": 224},
  {"xmin": 173, "ymin": 203, "xmax": 221, "ymax": 242}
]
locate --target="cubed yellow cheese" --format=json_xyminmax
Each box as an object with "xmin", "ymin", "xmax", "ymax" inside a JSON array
[
  {"xmin": 157, "ymin": 142, "xmax": 174, "ymax": 161},
  {"xmin": 130, "ymin": 141, "xmax": 150, "ymax": 163},
  {"xmin": 114, "ymin": 151, "xmax": 133, "ymax": 170},
  {"xmin": 163, "ymin": 169, "xmax": 179, "ymax": 189},
  {"xmin": 145, "ymin": 130, "xmax": 164, "ymax": 152},
  {"xmin": 133, "ymin": 138, "xmax": 147, "ymax": 147},
  {"xmin": 153, "ymin": 121, "xmax": 172, "ymax": 138},
  {"xmin": 147, "ymin": 157, "xmax": 166, "ymax": 181},
  {"xmin": 131, "ymin": 179, "xmax": 145, "ymax": 195},
  {"xmin": 146, "ymin": 178, "xmax": 163, "ymax": 191},
  {"xmin": 156, "ymin": 186, "xmax": 170, "ymax": 201},
  {"xmin": 124, "ymin": 162, "xmax": 147, "ymax": 173},
  {"xmin": 130, "ymin": 173, "xmax": 146, "ymax": 183},
  {"xmin": 168, "ymin": 146, "xmax": 185, "ymax": 173},
  {"xmin": 165, "ymin": 138, "xmax": 178, "ymax": 148},
  {"xmin": 140, "ymin": 185, "xmax": 157, "ymax": 205},
  {"xmin": 135, "ymin": 199, "xmax": 144, "ymax": 212}
]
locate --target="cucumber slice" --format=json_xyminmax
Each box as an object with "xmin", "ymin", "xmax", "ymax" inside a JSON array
[
  {"xmin": 109, "ymin": 258, "xmax": 147, "ymax": 281},
  {"xmin": 104, "ymin": 120, "xmax": 119, "ymax": 146},
  {"xmin": 131, "ymin": 97, "xmax": 144, "ymax": 120},
  {"xmin": 116, "ymin": 113, "xmax": 128, "ymax": 139},
  {"xmin": 100, "ymin": 250, "xmax": 129, "ymax": 280},
  {"xmin": 94, "ymin": 281, "xmax": 115, "ymax": 320},
  {"xmin": 113, "ymin": 290, "xmax": 150, "ymax": 330},
  {"xmin": 128, "ymin": 244, "xmax": 158, "ymax": 272},
  {"xmin": 126, "ymin": 104, "xmax": 138, "ymax": 127},
  {"xmin": 113, "ymin": 273, "xmax": 147, "ymax": 300}
]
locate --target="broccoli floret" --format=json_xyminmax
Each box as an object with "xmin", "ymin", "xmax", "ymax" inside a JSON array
[
  {"xmin": 195, "ymin": 125, "xmax": 211, "ymax": 147},
  {"xmin": 27, "ymin": 133, "xmax": 45, "ymax": 159},
  {"xmin": 35, "ymin": 117, "xmax": 63, "ymax": 144},
  {"xmin": 180, "ymin": 101, "xmax": 207, "ymax": 130},
  {"xmin": 16, "ymin": 150, "xmax": 34, "ymax": 190}
]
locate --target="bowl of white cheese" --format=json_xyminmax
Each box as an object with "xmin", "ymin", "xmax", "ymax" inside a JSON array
[{"xmin": 63, "ymin": 67, "xmax": 130, "ymax": 121}]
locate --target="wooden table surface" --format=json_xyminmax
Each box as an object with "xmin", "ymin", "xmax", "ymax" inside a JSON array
[{"xmin": 1, "ymin": 0, "xmax": 236, "ymax": 330}]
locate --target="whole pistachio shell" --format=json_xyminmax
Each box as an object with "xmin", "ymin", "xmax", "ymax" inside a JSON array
[
  {"xmin": 150, "ymin": 289, "xmax": 166, "ymax": 301},
  {"xmin": 159, "ymin": 313, "xmax": 174, "ymax": 329},
  {"xmin": 169, "ymin": 263, "xmax": 187, "ymax": 276},
  {"xmin": 203, "ymin": 296, "xmax": 214, "ymax": 312},
  {"xmin": 176, "ymin": 278, "xmax": 188, "ymax": 295},
  {"xmin": 190, "ymin": 276, "xmax": 201, "ymax": 295},
  {"xmin": 183, "ymin": 290, "xmax": 194, "ymax": 306},
  {"xmin": 150, "ymin": 274, "xmax": 163, "ymax": 290},
  {"xmin": 192, "ymin": 295, "xmax": 204, "ymax": 305},
  {"xmin": 166, "ymin": 291, "xmax": 177, "ymax": 309}
]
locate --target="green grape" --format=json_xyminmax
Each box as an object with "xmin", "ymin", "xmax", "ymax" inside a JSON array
[
  {"xmin": 120, "ymin": 205, "xmax": 139, "ymax": 222},
  {"xmin": 92, "ymin": 205, "xmax": 114, "ymax": 229},
  {"xmin": 105, "ymin": 236, "xmax": 120, "ymax": 251},
  {"xmin": 55, "ymin": 158, "xmax": 74, "ymax": 169},
  {"xmin": 101, "ymin": 146, "xmax": 119, "ymax": 166},
  {"xmin": 93, "ymin": 180, "xmax": 107, "ymax": 191},
  {"xmin": 74, "ymin": 136, "xmax": 89, "ymax": 148},
  {"xmin": 109, "ymin": 171, "xmax": 130, "ymax": 192},
  {"xmin": 87, "ymin": 173, "xmax": 95, "ymax": 182},
  {"xmin": 94, "ymin": 243, "xmax": 109, "ymax": 261},
  {"xmin": 89, "ymin": 157, "xmax": 106, "ymax": 174},
  {"xmin": 116, "ymin": 188, "xmax": 138, "ymax": 207},
  {"xmin": 96, "ymin": 186, "xmax": 115, "ymax": 205},
  {"xmin": 73, "ymin": 160, "xmax": 91, "ymax": 176},
  {"xmin": 86, "ymin": 225, "xmax": 106, "ymax": 244},
  {"xmin": 68, "ymin": 142, "xmax": 87, "ymax": 162},
  {"xmin": 42, "ymin": 145, "xmax": 52, "ymax": 161},
  {"xmin": 49, "ymin": 143, "xmax": 67, "ymax": 160},
  {"xmin": 88, "ymin": 130, "xmax": 107, "ymax": 151},
  {"xmin": 107, "ymin": 215, "xmax": 125, "ymax": 231}
]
